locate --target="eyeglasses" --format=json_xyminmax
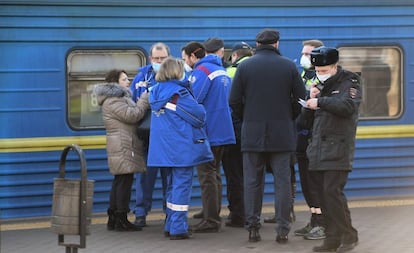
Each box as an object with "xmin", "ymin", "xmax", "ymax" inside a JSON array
[{"xmin": 151, "ymin": 56, "xmax": 168, "ymax": 61}]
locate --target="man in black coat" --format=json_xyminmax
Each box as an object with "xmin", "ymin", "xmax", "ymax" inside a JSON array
[
  {"xmin": 229, "ymin": 28, "xmax": 306, "ymax": 244},
  {"xmin": 303, "ymin": 46, "xmax": 361, "ymax": 253}
]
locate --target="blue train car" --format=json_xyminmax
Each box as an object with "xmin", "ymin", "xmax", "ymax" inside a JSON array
[{"xmin": 1, "ymin": 0, "xmax": 414, "ymax": 219}]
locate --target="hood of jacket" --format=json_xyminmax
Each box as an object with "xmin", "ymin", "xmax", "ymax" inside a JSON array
[
  {"xmin": 195, "ymin": 54, "xmax": 223, "ymax": 68},
  {"xmin": 94, "ymin": 83, "xmax": 132, "ymax": 105},
  {"xmin": 149, "ymin": 79, "xmax": 191, "ymax": 111}
]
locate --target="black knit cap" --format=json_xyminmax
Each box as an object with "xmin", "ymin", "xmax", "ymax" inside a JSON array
[
  {"xmin": 311, "ymin": 46, "xmax": 339, "ymax": 66},
  {"xmin": 203, "ymin": 37, "xmax": 224, "ymax": 53},
  {"xmin": 255, "ymin": 28, "xmax": 280, "ymax": 44}
]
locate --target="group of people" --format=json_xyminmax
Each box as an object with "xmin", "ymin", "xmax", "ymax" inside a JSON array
[{"xmin": 94, "ymin": 27, "xmax": 362, "ymax": 252}]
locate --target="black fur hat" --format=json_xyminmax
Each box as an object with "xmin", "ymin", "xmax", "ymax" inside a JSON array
[{"xmin": 311, "ymin": 46, "xmax": 339, "ymax": 66}]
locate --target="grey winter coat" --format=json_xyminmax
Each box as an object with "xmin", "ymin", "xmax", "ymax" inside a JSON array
[{"xmin": 94, "ymin": 83, "xmax": 150, "ymax": 175}]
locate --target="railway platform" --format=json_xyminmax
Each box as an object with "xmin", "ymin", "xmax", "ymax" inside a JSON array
[{"xmin": 1, "ymin": 197, "xmax": 414, "ymax": 253}]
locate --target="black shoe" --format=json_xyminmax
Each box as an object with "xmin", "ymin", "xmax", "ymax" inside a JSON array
[
  {"xmin": 191, "ymin": 220, "xmax": 220, "ymax": 233},
  {"xmin": 134, "ymin": 216, "xmax": 146, "ymax": 227},
  {"xmin": 115, "ymin": 212, "xmax": 142, "ymax": 232},
  {"xmin": 107, "ymin": 208, "xmax": 116, "ymax": 231},
  {"xmin": 164, "ymin": 231, "xmax": 170, "ymax": 237},
  {"xmin": 225, "ymin": 217, "xmax": 244, "ymax": 228},
  {"xmin": 168, "ymin": 230, "xmax": 193, "ymax": 240},
  {"xmin": 336, "ymin": 241, "xmax": 358, "ymax": 253},
  {"xmin": 170, "ymin": 232, "xmax": 192, "ymax": 240},
  {"xmin": 225, "ymin": 220, "xmax": 244, "ymax": 227},
  {"xmin": 276, "ymin": 235, "xmax": 288, "ymax": 244},
  {"xmin": 313, "ymin": 242, "xmax": 340, "ymax": 252},
  {"xmin": 264, "ymin": 215, "xmax": 276, "ymax": 223},
  {"xmin": 192, "ymin": 210, "xmax": 203, "ymax": 219},
  {"xmin": 248, "ymin": 229, "xmax": 261, "ymax": 242}
]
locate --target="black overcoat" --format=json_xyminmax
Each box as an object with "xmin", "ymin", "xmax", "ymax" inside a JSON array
[
  {"xmin": 229, "ymin": 45, "xmax": 306, "ymax": 152},
  {"xmin": 302, "ymin": 66, "xmax": 362, "ymax": 171}
]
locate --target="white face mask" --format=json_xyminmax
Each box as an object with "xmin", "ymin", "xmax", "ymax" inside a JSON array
[
  {"xmin": 300, "ymin": 55, "xmax": 312, "ymax": 69},
  {"xmin": 180, "ymin": 71, "xmax": 187, "ymax": 81},
  {"xmin": 316, "ymin": 73, "xmax": 331, "ymax": 83},
  {"xmin": 184, "ymin": 63, "xmax": 192, "ymax": 73}
]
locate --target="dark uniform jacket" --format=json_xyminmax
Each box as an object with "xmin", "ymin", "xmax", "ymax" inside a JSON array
[
  {"xmin": 229, "ymin": 45, "xmax": 306, "ymax": 152},
  {"xmin": 302, "ymin": 66, "xmax": 362, "ymax": 171}
]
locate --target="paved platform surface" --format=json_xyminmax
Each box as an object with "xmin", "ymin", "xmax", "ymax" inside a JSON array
[{"xmin": 1, "ymin": 197, "xmax": 414, "ymax": 253}]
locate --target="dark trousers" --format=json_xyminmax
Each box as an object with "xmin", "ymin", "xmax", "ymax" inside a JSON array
[
  {"xmin": 196, "ymin": 145, "xmax": 224, "ymax": 225},
  {"xmin": 297, "ymin": 133, "xmax": 325, "ymax": 226},
  {"xmin": 221, "ymin": 142, "xmax": 244, "ymax": 220},
  {"xmin": 109, "ymin": 173, "xmax": 134, "ymax": 212},
  {"xmin": 318, "ymin": 171, "xmax": 358, "ymax": 244},
  {"xmin": 243, "ymin": 152, "xmax": 291, "ymax": 236}
]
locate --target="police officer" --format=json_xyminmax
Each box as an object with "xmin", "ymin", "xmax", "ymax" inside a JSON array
[
  {"xmin": 294, "ymin": 40, "xmax": 327, "ymax": 241},
  {"xmin": 302, "ymin": 46, "xmax": 360, "ymax": 253},
  {"xmin": 222, "ymin": 42, "xmax": 253, "ymax": 227}
]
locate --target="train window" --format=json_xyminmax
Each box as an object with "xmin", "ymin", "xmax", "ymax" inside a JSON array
[
  {"xmin": 338, "ymin": 46, "xmax": 402, "ymax": 119},
  {"xmin": 66, "ymin": 49, "xmax": 146, "ymax": 129}
]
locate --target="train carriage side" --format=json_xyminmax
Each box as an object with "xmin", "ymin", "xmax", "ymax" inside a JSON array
[{"xmin": 0, "ymin": 0, "xmax": 414, "ymax": 219}]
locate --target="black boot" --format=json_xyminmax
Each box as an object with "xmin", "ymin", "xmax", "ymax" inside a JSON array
[
  {"xmin": 114, "ymin": 211, "xmax": 142, "ymax": 232},
  {"xmin": 107, "ymin": 208, "xmax": 116, "ymax": 231},
  {"xmin": 248, "ymin": 229, "xmax": 261, "ymax": 242}
]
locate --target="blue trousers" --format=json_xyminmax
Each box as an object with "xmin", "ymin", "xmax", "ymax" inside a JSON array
[
  {"xmin": 134, "ymin": 167, "xmax": 167, "ymax": 217},
  {"xmin": 164, "ymin": 167, "xmax": 194, "ymax": 235},
  {"xmin": 243, "ymin": 151, "xmax": 292, "ymax": 236}
]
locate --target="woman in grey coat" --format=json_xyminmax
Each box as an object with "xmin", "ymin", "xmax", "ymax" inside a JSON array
[{"xmin": 94, "ymin": 69, "xmax": 149, "ymax": 232}]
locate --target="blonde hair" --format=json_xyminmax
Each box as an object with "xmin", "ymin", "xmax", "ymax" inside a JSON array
[{"xmin": 155, "ymin": 57, "xmax": 184, "ymax": 82}]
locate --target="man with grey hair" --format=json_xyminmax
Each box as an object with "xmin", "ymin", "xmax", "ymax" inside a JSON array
[{"xmin": 130, "ymin": 42, "xmax": 170, "ymax": 228}]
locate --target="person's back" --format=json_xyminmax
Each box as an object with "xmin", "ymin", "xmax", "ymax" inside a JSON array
[
  {"xmin": 192, "ymin": 54, "xmax": 235, "ymax": 146},
  {"xmin": 182, "ymin": 41, "xmax": 234, "ymax": 233},
  {"xmin": 231, "ymin": 38, "xmax": 305, "ymax": 152},
  {"xmin": 229, "ymin": 28, "xmax": 306, "ymax": 244}
]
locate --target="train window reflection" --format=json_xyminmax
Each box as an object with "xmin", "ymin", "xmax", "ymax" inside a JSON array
[
  {"xmin": 338, "ymin": 46, "xmax": 402, "ymax": 119},
  {"xmin": 66, "ymin": 49, "xmax": 146, "ymax": 129}
]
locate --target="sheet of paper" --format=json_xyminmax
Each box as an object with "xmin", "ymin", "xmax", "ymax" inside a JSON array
[{"xmin": 298, "ymin": 99, "xmax": 308, "ymax": 108}]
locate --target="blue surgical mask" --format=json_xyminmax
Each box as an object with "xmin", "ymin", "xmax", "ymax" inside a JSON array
[{"xmin": 152, "ymin": 62, "xmax": 161, "ymax": 72}]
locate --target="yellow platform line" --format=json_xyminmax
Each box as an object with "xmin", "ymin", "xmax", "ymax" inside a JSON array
[{"xmin": 2, "ymin": 198, "xmax": 414, "ymax": 232}]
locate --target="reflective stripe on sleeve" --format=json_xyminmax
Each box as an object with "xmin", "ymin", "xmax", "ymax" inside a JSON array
[
  {"xmin": 208, "ymin": 70, "xmax": 229, "ymax": 80},
  {"xmin": 167, "ymin": 201, "xmax": 189, "ymax": 211},
  {"xmin": 165, "ymin": 102, "xmax": 177, "ymax": 111}
]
